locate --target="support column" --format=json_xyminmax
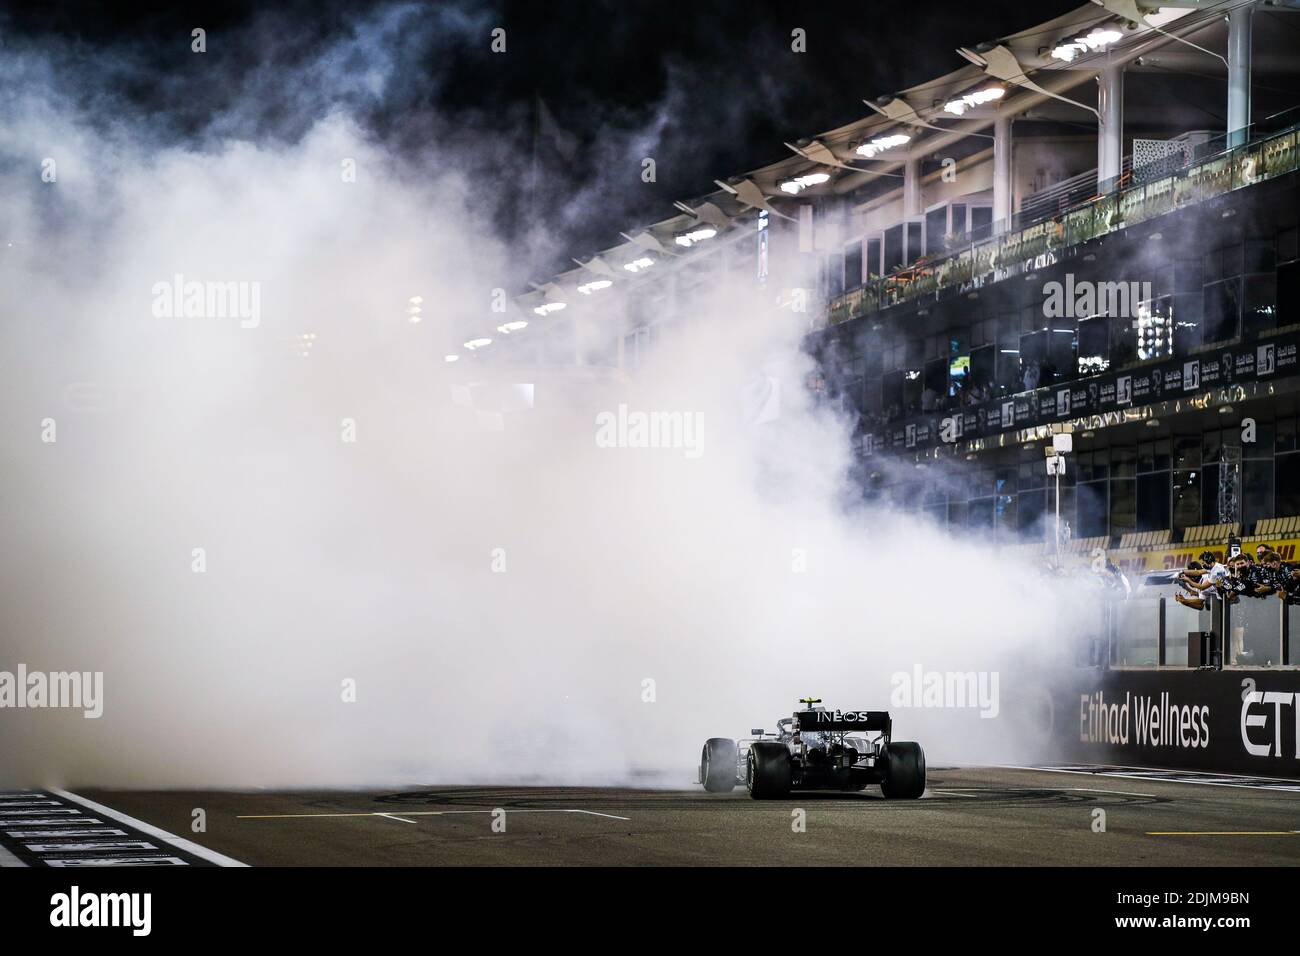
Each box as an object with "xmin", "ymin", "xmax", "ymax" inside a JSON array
[
  {"xmin": 902, "ymin": 157, "xmax": 921, "ymax": 217},
  {"xmin": 1227, "ymin": 3, "xmax": 1254, "ymax": 148},
  {"xmin": 1097, "ymin": 62, "xmax": 1124, "ymax": 193},
  {"xmin": 993, "ymin": 115, "xmax": 1012, "ymax": 233}
]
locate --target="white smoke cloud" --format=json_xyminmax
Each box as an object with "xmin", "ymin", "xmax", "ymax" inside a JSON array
[{"xmin": 0, "ymin": 8, "xmax": 1097, "ymax": 790}]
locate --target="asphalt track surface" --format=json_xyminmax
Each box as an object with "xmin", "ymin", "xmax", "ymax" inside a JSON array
[{"xmin": 16, "ymin": 765, "xmax": 1293, "ymax": 866}]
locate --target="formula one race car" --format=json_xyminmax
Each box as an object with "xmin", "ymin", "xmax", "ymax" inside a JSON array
[{"xmin": 698, "ymin": 698, "xmax": 926, "ymax": 799}]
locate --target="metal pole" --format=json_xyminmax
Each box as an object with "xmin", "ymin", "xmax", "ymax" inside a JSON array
[
  {"xmin": 993, "ymin": 115, "xmax": 1012, "ymax": 234},
  {"xmin": 903, "ymin": 158, "xmax": 922, "ymax": 218},
  {"xmin": 1158, "ymin": 597, "xmax": 1167, "ymax": 667},
  {"xmin": 1227, "ymin": 4, "xmax": 1254, "ymax": 149},
  {"xmin": 1055, "ymin": 470, "xmax": 1061, "ymax": 563},
  {"xmin": 1097, "ymin": 62, "xmax": 1124, "ymax": 193}
]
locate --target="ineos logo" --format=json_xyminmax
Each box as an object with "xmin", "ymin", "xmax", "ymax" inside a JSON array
[{"xmin": 813, "ymin": 710, "xmax": 869, "ymax": 722}]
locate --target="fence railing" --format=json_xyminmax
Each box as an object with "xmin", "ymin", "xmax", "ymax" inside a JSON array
[
  {"xmin": 826, "ymin": 117, "xmax": 1300, "ymax": 329},
  {"xmin": 1108, "ymin": 591, "xmax": 1298, "ymax": 669}
]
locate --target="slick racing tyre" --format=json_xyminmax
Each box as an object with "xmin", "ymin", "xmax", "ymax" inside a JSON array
[
  {"xmin": 701, "ymin": 738, "xmax": 738, "ymax": 792},
  {"xmin": 880, "ymin": 741, "xmax": 926, "ymax": 799},
  {"xmin": 746, "ymin": 741, "xmax": 792, "ymax": 799}
]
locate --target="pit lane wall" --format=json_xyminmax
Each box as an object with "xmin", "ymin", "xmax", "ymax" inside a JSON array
[{"xmin": 1057, "ymin": 668, "xmax": 1300, "ymax": 778}]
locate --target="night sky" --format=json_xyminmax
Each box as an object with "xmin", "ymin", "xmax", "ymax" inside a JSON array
[{"xmin": 3, "ymin": 0, "xmax": 1084, "ymax": 274}]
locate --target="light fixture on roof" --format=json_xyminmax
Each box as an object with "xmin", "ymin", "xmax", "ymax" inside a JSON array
[
  {"xmin": 943, "ymin": 85, "xmax": 1005, "ymax": 115},
  {"xmin": 497, "ymin": 320, "xmax": 528, "ymax": 334},
  {"xmin": 856, "ymin": 133, "xmax": 911, "ymax": 158},
  {"xmin": 577, "ymin": 279, "xmax": 613, "ymax": 295},
  {"xmin": 623, "ymin": 256, "xmax": 654, "ymax": 273},
  {"xmin": 533, "ymin": 301, "xmax": 566, "ymax": 316},
  {"xmin": 675, "ymin": 225, "xmax": 717, "ymax": 248},
  {"xmin": 959, "ymin": 43, "xmax": 1099, "ymax": 118},
  {"xmin": 444, "ymin": 354, "xmax": 459, "ymax": 363},
  {"xmin": 464, "ymin": 337, "xmax": 492, "ymax": 351},
  {"xmin": 779, "ymin": 171, "xmax": 831, "ymax": 194},
  {"xmin": 573, "ymin": 254, "xmax": 617, "ymax": 279},
  {"xmin": 620, "ymin": 229, "xmax": 670, "ymax": 254},
  {"xmin": 1051, "ymin": 27, "xmax": 1123, "ymax": 62},
  {"xmin": 408, "ymin": 295, "xmax": 423, "ymax": 324}
]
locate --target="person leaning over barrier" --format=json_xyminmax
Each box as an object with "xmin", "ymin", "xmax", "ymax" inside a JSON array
[
  {"xmin": 1238, "ymin": 551, "xmax": 1268, "ymax": 597},
  {"xmin": 1258, "ymin": 554, "xmax": 1300, "ymax": 598},
  {"xmin": 1220, "ymin": 556, "xmax": 1251, "ymax": 604},
  {"xmin": 1177, "ymin": 559, "xmax": 1204, "ymax": 588},
  {"xmin": 1181, "ymin": 551, "xmax": 1224, "ymax": 583},
  {"xmin": 1252, "ymin": 551, "xmax": 1285, "ymax": 596},
  {"xmin": 1175, "ymin": 551, "xmax": 1227, "ymax": 609},
  {"xmin": 1278, "ymin": 564, "xmax": 1300, "ymax": 604},
  {"xmin": 1244, "ymin": 552, "xmax": 1276, "ymax": 598}
]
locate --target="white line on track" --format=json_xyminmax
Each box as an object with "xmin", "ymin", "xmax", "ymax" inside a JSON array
[
  {"xmin": 1065, "ymin": 786, "xmax": 1159, "ymax": 798},
  {"xmin": 377, "ymin": 813, "xmax": 418, "ymax": 824},
  {"xmin": 0, "ymin": 844, "xmax": 26, "ymax": 868},
  {"xmin": 238, "ymin": 808, "xmax": 632, "ymax": 822},
  {"xmin": 52, "ymin": 789, "xmax": 246, "ymax": 867},
  {"xmin": 935, "ymin": 785, "xmax": 1155, "ymax": 798}
]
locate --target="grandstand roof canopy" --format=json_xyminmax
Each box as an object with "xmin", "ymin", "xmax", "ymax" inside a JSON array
[{"xmin": 530, "ymin": 0, "xmax": 1300, "ymax": 304}]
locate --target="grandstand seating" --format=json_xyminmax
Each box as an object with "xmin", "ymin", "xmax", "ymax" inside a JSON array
[
  {"xmin": 1181, "ymin": 522, "xmax": 1241, "ymax": 545},
  {"xmin": 996, "ymin": 519, "xmax": 1300, "ymax": 558},
  {"xmin": 1005, "ymin": 541, "xmax": 1047, "ymax": 558},
  {"xmin": 1063, "ymin": 535, "xmax": 1110, "ymax": 555},
  {"xmin": 1243, "ymin": 515, "xmax": 1300, "ymax": 543},
  {"xmin": 1118, "ymin": 530, "xmax": 1172, "ymax": 550}
]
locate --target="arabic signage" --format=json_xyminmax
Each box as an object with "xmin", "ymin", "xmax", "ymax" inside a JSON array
[{"xmin": 870, "ymin": 332, "xmax": 1300, "ymax": 453}]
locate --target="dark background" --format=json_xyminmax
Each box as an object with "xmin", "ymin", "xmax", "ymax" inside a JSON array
[{"xmin": 2, "ymin": 0, "xmax": 1083, "ymax": 275}]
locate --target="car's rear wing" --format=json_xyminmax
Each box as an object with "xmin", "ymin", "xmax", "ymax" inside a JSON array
[{"xmin": 795, "ymin": 709, "xmax": 890, "ymax": 734}]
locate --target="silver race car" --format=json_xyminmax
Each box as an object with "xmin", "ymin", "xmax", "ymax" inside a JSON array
[{"xmin": 699, "ymin": 697, "xmax": 926, "ymax": 799}]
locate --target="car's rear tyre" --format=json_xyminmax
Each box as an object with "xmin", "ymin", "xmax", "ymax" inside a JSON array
[
  {"xmin": 880, "ymin": 741, "xmax": 926, "ymax": 799},
  {"xmin": 747, "ymin": 741, "xmax": 792, "ymax": 799},
  {"xmin": 701, "ymin": 738, "xmax": 738, "ymax": 792}
]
